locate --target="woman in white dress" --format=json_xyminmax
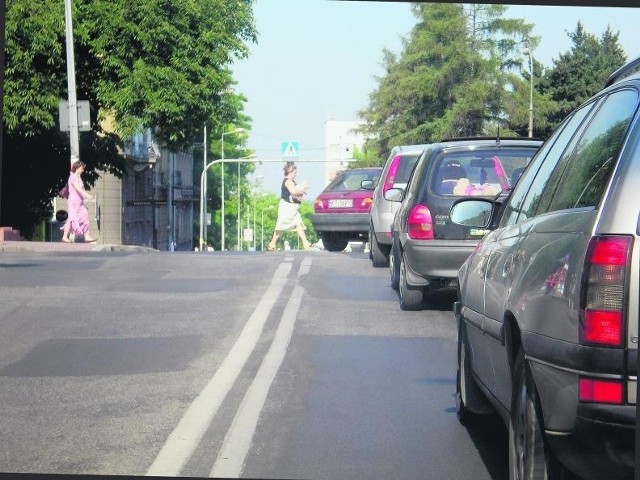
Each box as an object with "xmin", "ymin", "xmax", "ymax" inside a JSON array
[{"xmin": 267, "ymin": 161, "xmax": 313, "ymax": 250}]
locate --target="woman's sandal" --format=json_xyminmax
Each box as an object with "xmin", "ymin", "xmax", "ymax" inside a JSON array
[{"xmin": 61, "ymin": 237, "xmax": 72, "ymax": 243}]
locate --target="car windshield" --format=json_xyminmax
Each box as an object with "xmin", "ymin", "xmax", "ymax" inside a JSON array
[
  {"xmin": 433, "ymin": 148, "xmax": 536, "ymax": 196},
  {"xmin": 323, "ymin": 170, "xmax": 380, "ymax": 193}
]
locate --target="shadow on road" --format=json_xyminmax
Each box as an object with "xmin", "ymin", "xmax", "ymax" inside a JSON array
[
  {"xmin": 422, "ymin": 288, "xmax": 458, "ymax": 312},
  {"xmin": 461, "ymin": 413, "xmax": 509, "ymax": 480}
]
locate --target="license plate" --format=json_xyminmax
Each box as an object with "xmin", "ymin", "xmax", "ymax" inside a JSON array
[{"xmin": 329, "ymin": 199, "xmax": 353, "ymax": 208}]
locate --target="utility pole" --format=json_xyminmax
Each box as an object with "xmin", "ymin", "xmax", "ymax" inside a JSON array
[
  {"xmin": 0, "ymin": 0, "xmax": 6, "ymax": 225},
  {"xmin": 523, "ymin": 48, "xmax": 534, "ymax": 138},
  {"xmin": 168, "ymin": 152, "xmax": 174, "ymax": 251},
  {"xmin": 64, "ymin": 0, "xmax": 80, "ymax": 165}
]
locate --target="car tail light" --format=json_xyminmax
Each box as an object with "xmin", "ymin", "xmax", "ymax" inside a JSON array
[
  {"xmin": 579, "ymin": 377, "xmax": 624, "ymax": 404},
  {"xmin": 579, "ymin": 236, "xmax": 632, "ymax": 347},
  {"xmin": 383, "ymin": 155, "xmax": 401, "ymax": 195},
  {"xmin": 407, "ymin": 204, "xmax": 434, "ymax": 240},
  {"xmin": 361, "ymin": 197, "xmax": 373, "ymax": 209},
  {"xmin": 314, "ymin": 198, "xmax": 324, "ymax": 212}
]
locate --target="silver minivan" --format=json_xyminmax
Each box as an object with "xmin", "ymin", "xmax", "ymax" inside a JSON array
[
  {"xmin": 451, "ymin": 57, "xmax": 639, "ymax": 479},
  {"xmin": 368, "ymin": 144, "xmax": 429, "ymax": 267}
]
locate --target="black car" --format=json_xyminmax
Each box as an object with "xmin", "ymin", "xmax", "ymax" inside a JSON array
[{"xmin": 386, "ymin": 137, "xmax": 542, "ymax": 310}]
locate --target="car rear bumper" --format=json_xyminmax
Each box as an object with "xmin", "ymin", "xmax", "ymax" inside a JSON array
[
  {"xmin": 546, "ymin": 409, "xmax": 635, "ymax": 480},
  {"xmin": 403, "ymin": 239, "xmax": 478, "ymax": 286},
  {"xmin": 311, "ymin": 213, "xmax": 370, "ymax": 233},
  {"xmin": 525, "ymin": 340, "xmax": 636, "ymax": 479}
]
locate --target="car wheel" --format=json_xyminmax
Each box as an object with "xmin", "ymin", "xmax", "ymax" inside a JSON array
[
  {"xmin": 389, "ymin": 237, "xmax": 400, "ymax": 291},
  {"xmin": 370, "ymin": 224, "xmax": 389, "ymax": 268},
  {"xmin": 322, "ymin": 233, "xmax": 348, "ymax": 252},
  {"xmin": 509, "ymin": 351, "xmax": 565, "ymax": 480},
  {"xmin": 398, "ymin": 253, "xmax": 423, "ymax": 310}
]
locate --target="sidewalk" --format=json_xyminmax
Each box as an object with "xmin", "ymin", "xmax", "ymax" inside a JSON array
[{"xmin": 0, "ymin": 240, "xmax": 157, "ymax": 253}]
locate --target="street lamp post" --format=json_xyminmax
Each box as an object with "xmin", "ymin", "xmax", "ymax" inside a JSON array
[
  {"xmin": 261, "ymin": 205, "xmax": 275, "ymax": 252},
  {"xmin": 220, "ymin": 128, "xmax": 245, "ymax": 251},
  {"xmin": 237, "ymin": 161, "xmax": 241, "ymax": 250},
  {"xmin": 200, "ymin": 125, "xmax": 208, "ymax": 251},
  {"xmin": 252, "ymin": 175, "xmax": 263, "ymax": 251},
  {"xmin": 523, "ymin": 48, "xmax": 534, "ymax": 138}
]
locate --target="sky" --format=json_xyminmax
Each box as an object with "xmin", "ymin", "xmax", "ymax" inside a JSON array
[{"xmin": 232, "ymin": 1, "xmax": 640, "ymax": 199}]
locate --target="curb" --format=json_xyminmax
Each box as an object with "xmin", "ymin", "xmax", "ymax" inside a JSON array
[{"xmin": 0, "ymin": 241, "xmax": 157, "ymax": 253}]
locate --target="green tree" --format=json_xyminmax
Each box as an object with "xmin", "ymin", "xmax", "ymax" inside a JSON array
[
  {"xmin": 2, "ymin": 0, "xmax": 256, "ymax": 237},
  {"xmin": 359, "ymin": 3, "xmax": 537, "ymax": 160},
  {"xmin": 537, "ymin": 22, "xmax": 626, "ymax": 138},
  {"xmin": 350, "ymin": 145, "xmax": 382, "ymax": 168}
]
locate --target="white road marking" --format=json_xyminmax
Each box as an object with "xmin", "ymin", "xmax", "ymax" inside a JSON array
[
  {"xmin": 298, "ymin": 256, "xmax": 312, "ymax": 277},
  {"xmin": 145, "ymin": 262, "xmax": 293, "ymax": 477},
  {"xmin": 210, "ymin": 280, "xmax": 307, "ymax": 478}
]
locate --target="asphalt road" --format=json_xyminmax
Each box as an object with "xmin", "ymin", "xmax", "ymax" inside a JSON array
[{"xmin": 0, "ymin": 249, "xmax": 508, "ymax": 479}]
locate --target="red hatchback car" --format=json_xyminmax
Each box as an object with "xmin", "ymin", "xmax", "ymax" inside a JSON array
[{"xmin": 311, "ymin": 167, "xmax": 382, "ymax": 251}]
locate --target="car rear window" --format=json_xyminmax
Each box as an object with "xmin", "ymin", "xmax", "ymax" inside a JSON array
[
  {"xmin": 323, "ymin": 169, "xmax": 381, "ymax": 192},
  {"xmin": 431, "ymin": 148, "xmax": 538, "ymax": 197},
  {"xmin": 393, "ymin": 153, "xmax": 422, "ymax": 184}
]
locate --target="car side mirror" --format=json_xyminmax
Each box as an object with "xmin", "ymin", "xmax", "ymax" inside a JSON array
[
  {"xmin": 361, "ymin": 180, "xmax": 375, "ymax": 190},
  {"xmin": 450, "ymin": 199, "xmax": 493, "ymax": 228},
  {"xmin": 384, "ymin": 187, "xmax": 404, "ymax": 202}
]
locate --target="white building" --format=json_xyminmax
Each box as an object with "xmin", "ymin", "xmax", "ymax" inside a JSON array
[{"xmin": 324, "ymin": 119, "xmax": 366, "ymax": 185}]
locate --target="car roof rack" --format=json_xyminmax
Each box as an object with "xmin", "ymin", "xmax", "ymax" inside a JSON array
[
  {"xmin": 439, "ymin": 136, "xmax": 543, "ymax": 143},
  {"xmin": 604, "ymin": 56, "xmax": 640, "ymax": 88}
]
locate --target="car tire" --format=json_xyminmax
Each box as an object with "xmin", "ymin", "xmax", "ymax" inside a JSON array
[
  {"xmin": 389, "ymin": 237, "xmax": 400, "ymax": 291},
  {"xmin": 370, "ymin": 224, "xmax": 389, "ymax": 268},
  {"xmin": 322, "ymin": 233, "xmax": 348, "ymax": 252},
  {"xmin": 399, "ymin": 253, "xmax": 423, "ymax": 310},
  {"xmin": 509, "ymin": 350, "xmax": 565, "ymax": 480}
]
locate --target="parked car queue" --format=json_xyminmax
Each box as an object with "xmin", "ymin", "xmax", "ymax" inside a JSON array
[{"xmin": 357, "ymin": 57, "xmax": 639, "ymax": 479}]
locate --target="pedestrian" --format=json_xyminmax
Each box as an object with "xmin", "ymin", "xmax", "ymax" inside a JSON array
[
  {"xmin": 267, "ymin": 161, "xmax": 314, "ymax": 251},
  {"xmin": 61, "ymin": 160, "xmax": 97, "ymax": 243}
]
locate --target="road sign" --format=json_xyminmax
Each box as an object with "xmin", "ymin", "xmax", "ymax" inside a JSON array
[
  {"xmin": 281, "ymin": 141, "xmax": 299, "ymax": 158},
  {"xmin": 59, "ymin": 100, "xmax": 91, "ymax": 132}
]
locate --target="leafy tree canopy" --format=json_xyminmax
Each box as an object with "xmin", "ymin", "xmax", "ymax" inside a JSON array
[
  {"xmin": 537, "ymin": 22, "xmax": 626, "ymax": 138},
  {"xmin": 359, "ymin": 3, "xmax": 537, "ymax": 162},
  {"xmin": 2, "ymin": 0, "xmax": 257, "ymax": 237}
]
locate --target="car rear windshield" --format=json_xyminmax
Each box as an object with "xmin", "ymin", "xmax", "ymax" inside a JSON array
[
  {"xmin": 432, "ymin": 148, "xmax": 538, "ymax": 197},
  {"xmin": 323, "ymin": 169, "xmax": 381, "ymax": 192}
]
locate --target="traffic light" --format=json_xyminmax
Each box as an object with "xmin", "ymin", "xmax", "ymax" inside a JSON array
[{"xmin": 207, "ymin": 193, "xmax": 221, "ymax": 210}]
